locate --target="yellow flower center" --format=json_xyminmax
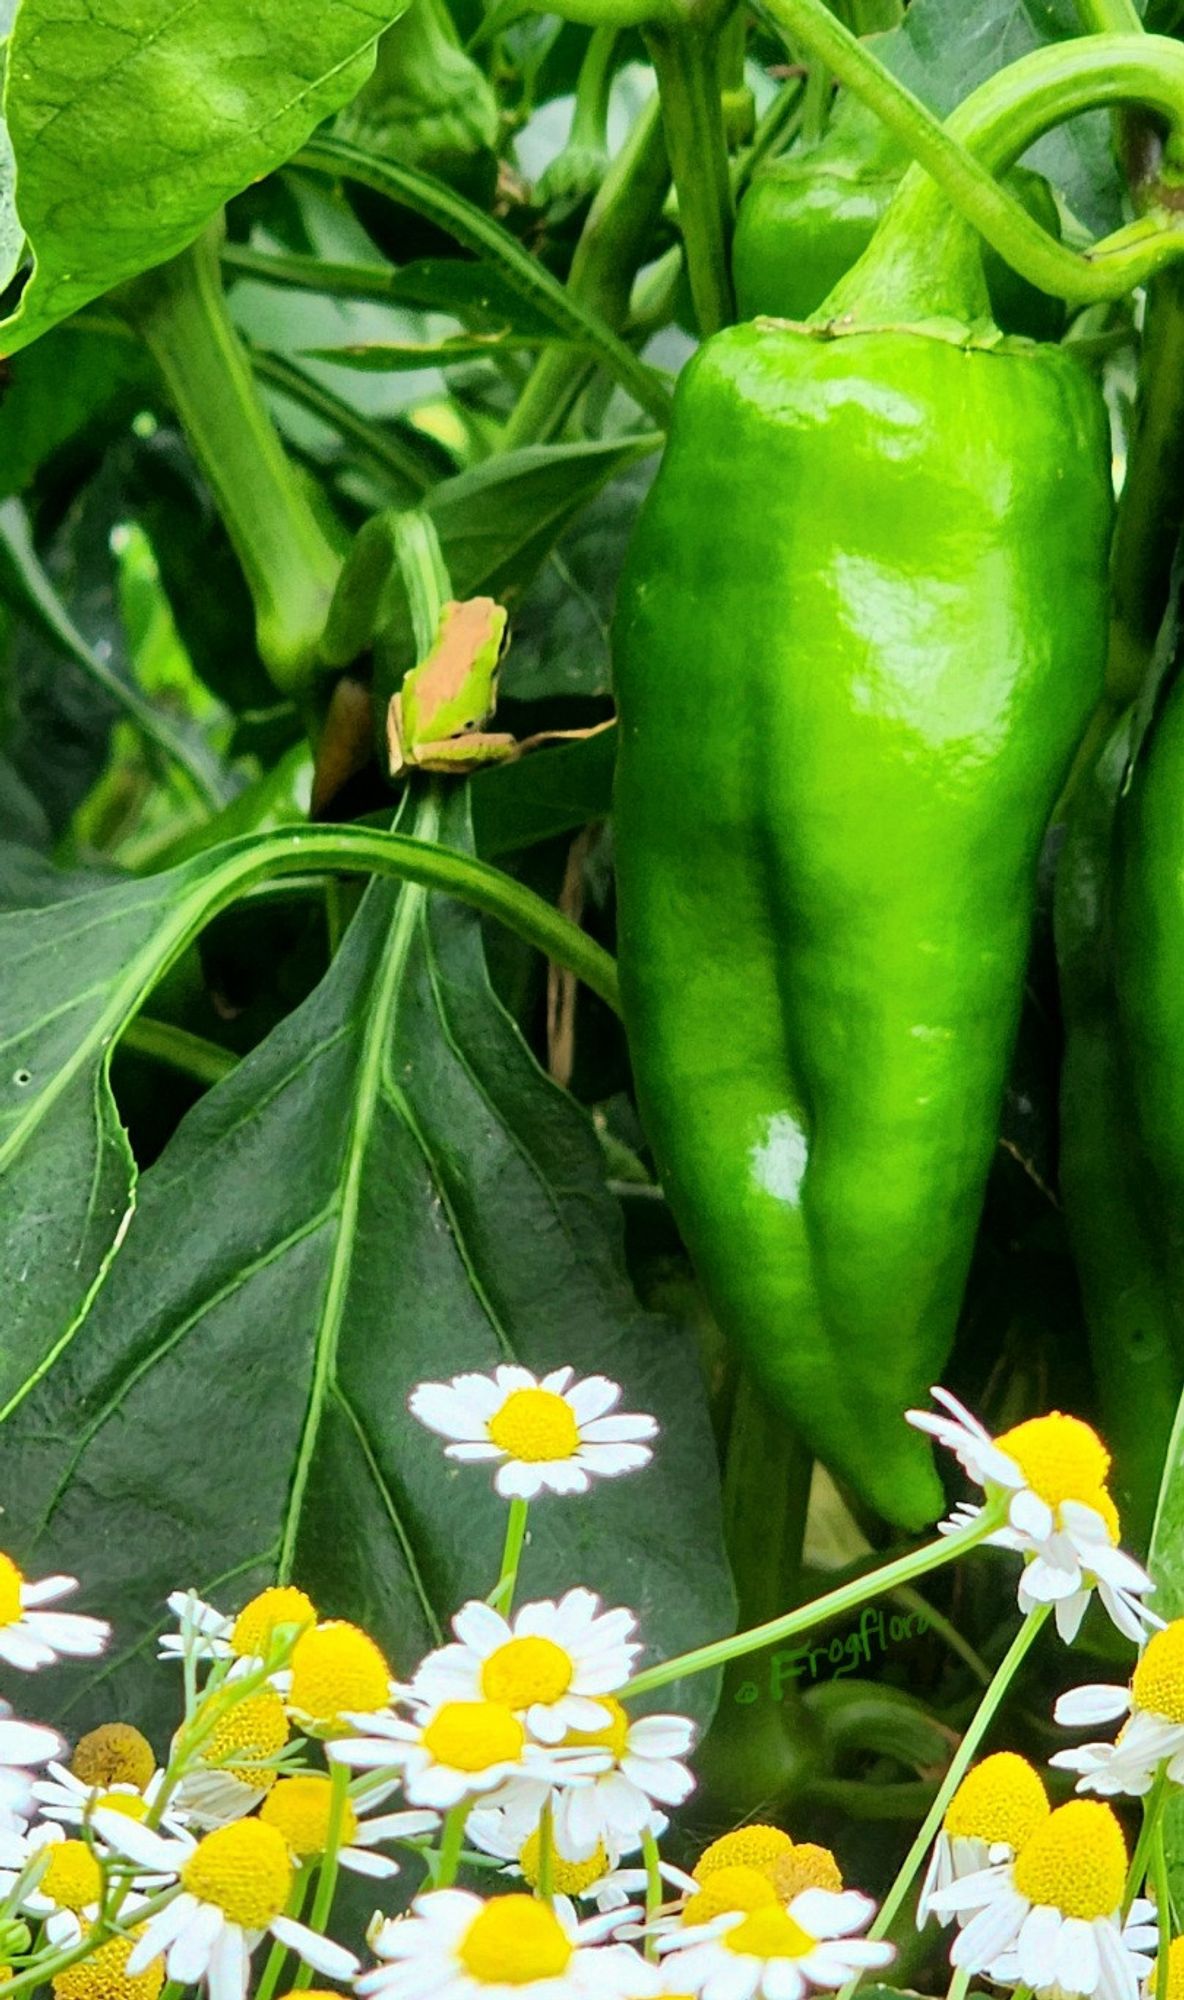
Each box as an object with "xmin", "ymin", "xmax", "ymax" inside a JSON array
[
  {"xmin": 773, "ymin": 1843, "xmax": 844, "ymax": 1900},
  {"xmin": 691, "ymin": 1826, "xmax": 840, "ymax": 1902},
  {"xmin": 519, "ymin": 1829, "xmax": 607, "ymax": 1895},
  {"xmin": 421, "ymin": 1701, "xmax": 526, "ymax": 1773},
  {"xmin": 725, "ymin": 1908, "xmax": 816, "ymax": 1960},
  {"xmin": 95, "ymin": 1793, "xmax": 151, "ymax": 1823},
  {"xmin": 202, "ymin": 1689, "xmax": 289, "ymax": 1789},
  {"xmin": 944, "ymin": 1753, "xmax": 1050, "ymax": 1851},
  {"xmin": 1133, "ymin": 1621, "xmax": 1184, "ymax": 1726},
  {"xmin": 694, "ymin": 1826, "xmax": 794, "ymax": 1881},
  {"xmin": 260, "ymin": 1776, "xmax": 359, "ymax": 1859},
  {"xmin": 487, "ymin": 1389, "xmax": 580, "ymax": 1464},
  {"xmin": 52, "ymin": 1930, "xmax": 164, "ymax": 2000},
  {"xmin": 289, "ymin": 1622, "xmax": 391, "ymax": 1727},
  {"xmin": 1085, "ymin": 1486, "xmax": 1122, "ymax": 1542},
  {"xmin": 995, "ymin": 1414, "xmax": 1111, "ymax": 1515},
  {"xmin": 562, "ymin": 1694, "xmax": 630, "ymax": 1762},
  {"xmin": 0, "ymin": 1556, "xmax": 24, "ymax": 1628},
  {"xmin": 481, "ymin": 1637, "xmax": 573, "ymax": 1709},
  {"xmin": 180, "ymin": 1820, "xmax": 292, "ymax": 1928},
  {"xmin": 71, "ymin": 1725, "xmax": 155, "ymax": 1793},
  {"xmin": 458, "ymin": 1897, "xmax": 573, "ymax": 1984},
  {"xmin": 1153, "ymin": 1936, "xmax": 1184, "ymax": 2000},
  {"xmin": 683, "ymin": 1865, "xmax": 778, "ymax": 1925},
  {"xmin": 230, "ymin": 1588, "xmax": 317, "ymax": 1661},
  {"xmin": 1012, "ymin": 1801, "xmax": 1126, "ymax": 1920},
  {"xmin": 40, "ymin": 1842, "xmax": 102, "ymax": 1912}
]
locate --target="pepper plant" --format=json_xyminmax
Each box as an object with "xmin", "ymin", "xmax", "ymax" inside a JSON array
[{"xmin": 6, "ymin": 0, "xmax": 1184, "ymax": 1991}]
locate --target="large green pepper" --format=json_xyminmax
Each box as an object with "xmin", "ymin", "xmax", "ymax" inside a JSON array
[
  {"xmin": 612, "ymin": 129, "xmax": 1112, "ymax": 1528},
  {"xmin": 733, "ymin": 96, "xmax": 1064, "ymax": 341}
]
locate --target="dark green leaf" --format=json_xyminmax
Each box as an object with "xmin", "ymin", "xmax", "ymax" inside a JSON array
[
  {"xmin": 304, "ymin": 331, "xmax": 570, "ymax": 370},
  {"xmin": 5, "ymin": 792, "xmax": 731, "ymax": 1738},
  {"xmin": 471, "ymin": 729, "xmax": 616, "ymax": 858},
  {"xmin": 0, "ymin": 0, "xmax": 408, "ymax": 355}
]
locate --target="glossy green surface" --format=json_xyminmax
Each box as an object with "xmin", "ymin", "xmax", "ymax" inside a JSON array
[
  {"xmin": 1055, "ymin": 712, "xmax": 1184, "ymax": 1542},
  {"xmin": 1117, "ymin": 677, "xmax": 1184, "ymax": 1302},
  {"xmin": 733, "ymin": 102, "xmax": 1064, "ymax": 341},
  {"xmin": 613, "ymin": 320, "xmax": 1111, "ymax": 1527}
]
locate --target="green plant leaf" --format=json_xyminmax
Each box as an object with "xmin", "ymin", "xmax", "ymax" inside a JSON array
[
  {"xmin": 4, "ymin": 791, "xmax": 731, "ymax": 1738},
  {"xmin": 300, "ymin": 136, "xmax": 675, "ymax": 428},
  {"xmin": 0, "ymin": 0, "xmax": 410, "ymax": 357},
  {"xmin": 0, "ymin": 816, "xmax": 618, "ymax": 1445}
]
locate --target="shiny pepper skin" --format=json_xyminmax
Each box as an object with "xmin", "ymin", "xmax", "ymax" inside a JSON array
[
  {"xmin": 1114, "ymin": 674, "xmax": 1184, "ymax": 1361},
  {"xmin": 612, "ymin": 320, "xmax": 1112, "ymax": 1526},
  {"xmin": 733, "ymin": 99, "xmax": 1064, "ymax": 342}
]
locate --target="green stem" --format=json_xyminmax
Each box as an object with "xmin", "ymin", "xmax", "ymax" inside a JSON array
[
  {"xmin": 300, "ymin": 136, "xmax": 673, "ymax": 430},
  {"xmin": 291, "ymin": 1765, "xmax": 349, "ymax": 1992},
  {"xmin": 222, "ymin": 245, "xmax": 419, "ymax": 305},
  {"xmin": 502, "ymin": 96, "xmax": 670, "ymax": 448},
  {"xmin": 1076, "ymin": 0, "xmax": 1142, "ymax": 28},
  {"xmin": 642, "ymin": 1825, "xmax": 662, "ymax": 1962},
  {"xmin": 645, "ymin": 23, "xmax": 735, "ymax": 335},
  {"xmin": 489, "ymin": 1498, "xmax": 530, "ymax": 1613},
  {"xmin": 120, "ymin": 1017, "xmax": 237, "ymax": 1088},
  {"xmin": 1154, "ymin": 1816, "xmax": 1173, "ymax": 1972},
  {"xmin": 858, "ymin": 1608, "xmax": 1051, "ymax": 1967},
  {"xmin": 120, "ymin": 224, "xmax": 341, "ymax": 694},
  {"xmin": 435, "ymin": 1802, "xmax": 469, "ymax": 1888},
  {"xmin": 1125, "ymin": 1769, "xmax": 1170, "ymax": 1916},
  {"xmin": 114, "ymin": 823, "xmax": 620, "ymax": 1023},
  {"xmin": 536, "ymin": 1800, "xmax": 554, "ymax": 1907},
  {"xmin": 253, "ymin": 1868, "xmax": 310, "ymax": 2000},
  {"xmin": 946, "ymin": 1968, "xmax": 971, "ymax": 2000},
  {"xmin": 622, "ymin": 1501, "xmax": 1004, "ymax": 1699},
  {"xmin": 753, "ymin": 9, "xmax": 1184, "ymax": 307}
]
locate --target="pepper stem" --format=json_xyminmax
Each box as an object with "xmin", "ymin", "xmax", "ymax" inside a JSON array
[
  {"xmin": 754, "ymin": 0, "xmax": 1184, "ymax": 310},
  {"xmin": 645, "ymin": 20, "xmax": 735, "ymax": 335},
  {"xmin": 120, "ymin": 220, "xmax": 341, "ymax": 693}
]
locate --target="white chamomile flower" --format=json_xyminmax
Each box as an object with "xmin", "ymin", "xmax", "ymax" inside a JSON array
[
  {"xmin": 92, "ymin": 1810, "xmax": 358, "ymax": 2000},
  {"xmin": 258, "ymin": 1773, "xmax": 437, "ymax": 1879},
  {"xmin": 158, "ymin": 1585, "xmax": 316, "ymax": 1667},
  {"xmin": 0, "ymin": 1556, "xmax": 109, "ymax": 1671},
  {"xmin": 657, "ymin": 1886, "xmax": 893, "ymax": 2000},
  {"xmin": 409, "ymin": 1365, "xmax": 657, "ymax": 1499},
  {"xmin": 464, "ymin": 1800, "xmax": 691, "ymax": 1913},
  {"xmin": 357, "ymin": 1887, "xmax": 657, "ymax": 2000},
  {"xmin": 0, "ymin": 1704, "xmax": 63, "ymax": 1829},
  {"xmin": 1052, "ymin": 1619, "xmax": 1184, "ymax": 1797},
  {"xmin": 411, "ymin": 1590, "xmax": 641, "ymax": 1745},
  {"xmin": 0, "ymin": 1819, "xmax": 153, "ymax": 1946},
  {"xmin": 916, "ymin": 1751, "xmax": 1050, "ymax": 1928},
  {"xmin": 329, "ymin": 1697, "xmax": 604, "ymax": 1810},
  {"xmin": 33, "ymin": 1759, "xmax": 187, "ymax": 1836},
  {"xmin": 907, "ymin": 1390, "xmax": 1158, "ymax": 1644},
  {"xmin": 467, "ymin": 1697, "xmax": 693, "ymax": 1863},
  {"xmin": 931, "ymin": 1799, "xmax": 1153, "ymax": 2000}
]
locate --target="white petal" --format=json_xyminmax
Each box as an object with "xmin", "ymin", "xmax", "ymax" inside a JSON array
[
  {"xmin": 0, "ymin": 1720, "xmax": 62, "ymax": 1765},
  {"xmin": 1055, "ymin": 1685, "xmax": 1132, "ymax": 1728},
  {"xmin": 1057, "ymin": 1916, "xmax": 1101, "ymax": 1997},
  {"xmin": 791, "ymin": 1889, "xmax": 873, "ymax": 1938},
  {"xmin": 1011, "ymin": 1490, "xmax": 1055, "ymax": 1542},
  {"xmin": 90, "ymin": 1810, "xmax": 187, "ymax": 1871},
  {"xmin": 168, "ymin": 1901, "xmax": 224, "ymax": 1984},
  {"xmin": 19, "ymin": 1577, "xmax": 77, "ymax": 1607},
  {"xmin": 271, "ymin": 1917, "xmax": 359, "ymax": 1978},
  {"xmin": 207, "ymin": 1922, "xmax": 248, "ymax": 2000},
  {"xmin": 566, "ymin": 1378, "xmax": 622, "ymax": 1424},
  {"xmin": 1018, "ymin": 1905, "xmax": 1063, "ymax": 1987}
]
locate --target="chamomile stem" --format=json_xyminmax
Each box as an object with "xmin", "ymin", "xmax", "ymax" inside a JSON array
[
  {"xmin": 490, "ymin": 1499, "xmax": 530, "ymax": 1614},
  {"xmin": 291, "ymin": 1763, "xmax": 350, "ymax": 1991},
  {"xmin": 841, "ymin": 1605, "xmax": 1051, "ymax": 1999},
  {"xmin": 1124, "ymin": 1768, "xmax": 1169, "ymax": 1916},
  {"xmin": 255, "ymin": 1865, "xmax": 311, "ymax": 2000},
  {"xmin": 435, "ymin": 1802, "xmax": 469, "ymax": 1889},
  {"xmin": 642, "ymin": 1826, "xmax": 663, "ymax": 1963},
  {"xmin": 537, "ymin": 1801, "xmax": 554, "ymax": 1907},
  {"xmin": 622, "ymin": 1502, "xmax": 1005, "ymax": 1698},
  {"xmin": 1153, "ymin": 1816, "xmax": 1173, "ymax": 1971},
  {"xmin": 946, "ymin": 1968, "xmax": 971, "ymax": 2000}
]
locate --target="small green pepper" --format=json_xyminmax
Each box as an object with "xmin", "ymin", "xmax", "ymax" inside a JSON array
[{"xmin": 733, "ymin": 95, "xmax": 1065, "ymax": 341}]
